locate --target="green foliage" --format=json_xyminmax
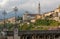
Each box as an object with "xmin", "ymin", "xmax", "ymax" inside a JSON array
[
  {"xmin": 19, "ymin": 23, "xmax": 29, "ymax": 30},
  {"xmin": 26, "ymin": 23, "xmax": 33, "ymax": 30},
  {"xmin": 17, "ymin": 16, "xmax": 22, "ymax": 21},
  {"xmin": 6, "ymin": 23, "xmax": 14, "ymax": 31},
  {"xmin": 35, "ymin": 19, "xmax": 60, "ymax": 26},
  {"xmin": 0, "ymin": 19, "xmax": 60, "ymax": 31},
  {"xmin": 0, "ymin": 24, "xmax": 4, "ymax": 30}
]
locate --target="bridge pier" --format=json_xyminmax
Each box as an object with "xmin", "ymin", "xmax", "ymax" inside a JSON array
[
  {"xmin": 22, "ymin": 36, "xmax": 25, "ymax": 39},
  {"xmin": 53, "ymin": 35, "xmax": 55, "ymax": 39},
  {"xmin": 37, "ymin": 35, "xmax": 39, "ymax": 39},
  {"xmin": 25, "ymin": 35, "xmax": 28, "ymax": 39},
  {"xmin": 43, "ymin": 35, "xmax": 46, "ymax": 39},
  {"xmin": 48, "ymin": 35, "xmax": 50, "ymax": 39},
  {"xmin": 32, "ymin": 35, "xmax": 34, "ymax": 39}
]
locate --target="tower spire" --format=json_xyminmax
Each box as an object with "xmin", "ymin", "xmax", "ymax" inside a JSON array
[{"xmin": 38, "ymin": 2, "xmax": 40, "ymax": 14}]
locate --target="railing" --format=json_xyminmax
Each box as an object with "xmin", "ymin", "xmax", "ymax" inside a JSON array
[{"xmin": 0, "ymin": 30, "xmax": 60, "ymax": 36}]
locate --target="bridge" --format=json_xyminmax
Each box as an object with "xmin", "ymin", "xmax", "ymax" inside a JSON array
[{"xmin": 0, "ymin": 30, "xmax": 60, "ymax": 39}]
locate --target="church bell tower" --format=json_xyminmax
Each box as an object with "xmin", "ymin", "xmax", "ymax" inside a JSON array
[{"xmin": 38, "ymin": 2, "xmax": 40, "ymax": 14}]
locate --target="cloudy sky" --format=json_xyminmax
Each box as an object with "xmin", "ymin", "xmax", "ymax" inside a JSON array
[{"xmin": 0, "ymin": 0, "xmax": 60, "ymax": 14}]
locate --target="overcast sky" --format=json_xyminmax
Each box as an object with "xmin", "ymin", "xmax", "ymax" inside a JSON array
[{"xmin": 0, "ymin": 0, "xmax": 60, "ymax": 13}]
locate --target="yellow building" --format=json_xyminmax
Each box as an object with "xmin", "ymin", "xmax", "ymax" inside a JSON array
[
  {"xmin": 7, "ymin": 17, "xmax": 15, "ymax": 24},
  {"xmin": 0, "ymin": 17, "xmax": 15, "ymax": 24},
  {"xmin": 42, "ymin": 5, "xmax": 60, "ymax": 18}
]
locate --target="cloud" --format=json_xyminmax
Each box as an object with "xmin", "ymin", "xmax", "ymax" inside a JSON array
[
  {"xmin": 18, "ymin": 0, "xmax": 60, "ymax": 13},
  {"xmin": 0, "ymin": 0, "xmax": 8, "ymax": 7},
  {"xmin": 0, "ymin": 0, "xmax": 60, "ymax": 13}
]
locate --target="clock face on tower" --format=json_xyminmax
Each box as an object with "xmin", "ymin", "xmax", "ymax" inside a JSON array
[{"xmin": 14, "ymin": 28, "xmax": 18, "ymax": 34}]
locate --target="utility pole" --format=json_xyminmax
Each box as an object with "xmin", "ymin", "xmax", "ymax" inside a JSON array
[
  {"xmin": 14, "ymin": 7, "xmax": 18, "ymax": 27},
  {"xmin": 3, "ymin": 10, "xmax": 7, "ymax": 31},
  {"xmin": 13, "ymin": 6, "xmax": 18, "ymax": 39},
  {"xmin": 1, "ymin": 10, "xmax": 7, "ymax": 39}
]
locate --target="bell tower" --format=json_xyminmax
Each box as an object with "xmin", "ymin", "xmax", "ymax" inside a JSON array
[{"xmin": 38, "ymin": 2, "xmax": 40, "ymax": 14}]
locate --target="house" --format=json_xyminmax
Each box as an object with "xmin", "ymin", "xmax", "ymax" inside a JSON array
[{"xmin": 23, "ymin": 12, "xmax": 41, "ymax": 23}]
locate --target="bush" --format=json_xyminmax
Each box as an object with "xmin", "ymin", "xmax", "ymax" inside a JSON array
[{"xmin": 35, "ymin": 19, "xmax": 60, "ymax": 26}]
